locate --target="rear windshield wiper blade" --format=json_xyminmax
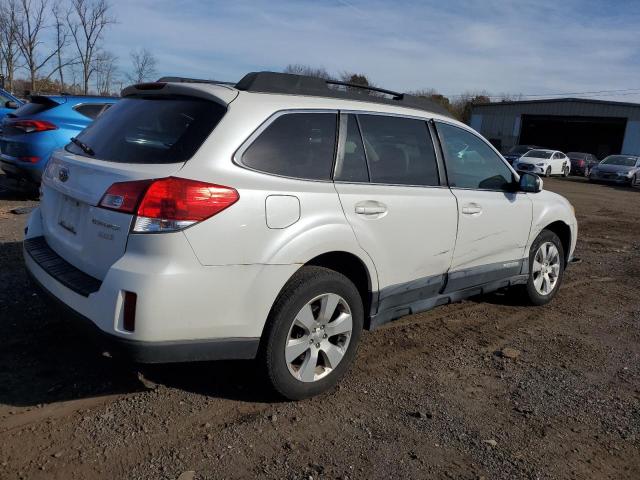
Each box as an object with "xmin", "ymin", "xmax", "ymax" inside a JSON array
[{"xmin": 70, "ymin": 137, "xmax": 95, "ymax": 156}]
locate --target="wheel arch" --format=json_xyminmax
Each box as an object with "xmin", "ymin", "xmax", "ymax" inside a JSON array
[
  {"xmin": 542, "ymin": 220, "xmax": 572, "ymax": 266},
  {"xmin": 305, "ymin": 251, "xmax": 374, "ymax": 328}
]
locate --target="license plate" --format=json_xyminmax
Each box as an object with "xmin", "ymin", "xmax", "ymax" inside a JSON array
[{"xmin": 58, "ymin": 195, "xmax": 82, "ymax": 235}]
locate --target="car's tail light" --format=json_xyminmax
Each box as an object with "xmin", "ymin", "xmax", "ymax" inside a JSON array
[
  {"xmin": 99, "ymin": 177, "xmax": 239, "ymax": 233},
  {"xmin": 99, "ymin": 179, "xmax": 152, "ymax": 213},
  {"xmin": 578, "ymin": 160, "xmax": 585, "ymax": 167},
  {"xmin": 17, "ymin": 156, "xmax": 40, "ymax": 163},
  {"xmin": 7, "ymin": 119, "xmax": 57, "ymax": 133}
]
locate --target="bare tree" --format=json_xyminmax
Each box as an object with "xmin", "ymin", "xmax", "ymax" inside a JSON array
[
  {"xmin": 339, "ymin": 72, "xmax": 372, "ymax": 86},
  {"xmin": 283, "ymin": 64, "xmax": 333, "ymax": 80},
  {"xmin": 51, "ymin": 2, "xmax": 74, "ymax": 91},
  {"xmin": 68, "ymin": 0, "xmax": 115, "ymax": 94},
  {"xmin": 94, "ymin": 49, "xmax": 116, "ymax": 94},
  {"xmin": 127, "ymin": 48, "xmax": 156, "ymax": 84},
  {"xmin": 0, "ymin": 0, "xmax": 21, "ymax": 91},
  {"xmin": 13, "ymin": 0, "xmax": 64, "ymax": 92}
]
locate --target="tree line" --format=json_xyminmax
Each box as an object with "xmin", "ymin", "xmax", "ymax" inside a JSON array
[{"xmin": 0, "ymin": 0, "xmax": 158, "ymax": 96}]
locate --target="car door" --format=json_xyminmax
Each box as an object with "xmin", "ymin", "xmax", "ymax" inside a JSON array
[
  {"xmin": 334, "ymin": 113, "xmax": 458, "ymax": 312},
  {"xmin": 435, "ymin": 121, "xmax": 533, "ymax": 291}
]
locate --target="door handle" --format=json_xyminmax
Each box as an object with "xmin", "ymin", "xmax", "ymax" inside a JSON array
[
  {"xmin": 355, "ymin": 201, "xmax": 387, "ymax": 216},
  {"xmin": 461, "ymin": 203, "xmax": 482, "ymax": 215}
]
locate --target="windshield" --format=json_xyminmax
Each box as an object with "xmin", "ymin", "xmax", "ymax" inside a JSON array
[
  {"xmin": 567, "ymin": 152, "xmax": 586, "ymax": 159},
  {"xmin": 508, "ymin": 145, "xmax": 533, "ymax": 155},
  {"xmin": 600, "ymin": 155, "xmax": 638, "ymax": 167},
  {"xmin": 523, "ymin": 150, "xmax": 553, "ymax": 159},
  {"xmin": 66, "ymin": 95, "xmax": 226, "ymax": 164}
]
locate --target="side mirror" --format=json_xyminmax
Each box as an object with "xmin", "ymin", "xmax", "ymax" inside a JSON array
[
  {"xmin": 519, "ymin": 172, "xmax": 543, "ymax": 193},
  {"xmin": 5, "ymin": 100, "xmax": 18, "ymax": 109}
]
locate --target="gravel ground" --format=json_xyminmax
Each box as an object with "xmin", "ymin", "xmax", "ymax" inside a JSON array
[{"xmin": 0, "ymin": 174, "xmax": 639, "ymax": 480}]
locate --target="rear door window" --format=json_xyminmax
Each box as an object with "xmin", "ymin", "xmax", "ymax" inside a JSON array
[
  {"xmin": 357, "ymin": 114, "xmax": 439, "ymax": 186},
  {"xmin": 241, "ymin": 112, "xmax": 337, "ymax": 180},
  {"xmin": 67, "ymin": 96, "xmax": 225, "ymax": 164}
]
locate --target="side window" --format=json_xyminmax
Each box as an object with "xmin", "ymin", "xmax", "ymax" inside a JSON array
[
  {"xmin": 334, "ymin": 114, "xmax": 369, "ymax": 182},
  {"xmin": 553, "ymin": 152, "xmax": 563, "ymax": 159},
  {"xmin": 241, "ymin": 112, "xmax": 337, "ymax": 180},
  {"xmin": 357, "ymin": 114, "xmax": 439, "ymax": 186},
  {"xmin": 436, "ymin": 122, "xmax": 513, "ymax": 190},
  {"xmin": 74, "ymin": 103, "xmax": 109, "ymax": 120}
]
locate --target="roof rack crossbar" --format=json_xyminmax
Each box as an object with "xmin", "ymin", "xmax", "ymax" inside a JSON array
[{"xmin": 325, "ymin": 79, "xmax": 404, "ymax": 100}]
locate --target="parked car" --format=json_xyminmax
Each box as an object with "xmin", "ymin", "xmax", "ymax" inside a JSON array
[
  {"xmin": 0, "ymin": 87, "xmax": 23, "ymax": 119},
  {"xmin": 23, "ymin": 72, "xmax": 577, "ymax": 400},
  {"xmin": 503, "ymin": 144, "xmax": 541, "ymax": 165},
  {"xmin": 567, "ymin": 152, "xmax": 599, "ymax": 176},
  {"xmin": 513, "ymin": 149, "xmax": 571, "ymax": 177},
  {"xmin": 0, "ymin": 95, "xmax": 117, "ymax": 183},
  {"xmin": 589, "ymin": 154, "xmax": 640, "ymax": 186}
]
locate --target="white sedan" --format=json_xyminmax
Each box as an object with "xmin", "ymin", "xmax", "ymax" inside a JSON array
[{"xmin": 513, "ymin": 149, "xmax": 571, "ymax": 177}]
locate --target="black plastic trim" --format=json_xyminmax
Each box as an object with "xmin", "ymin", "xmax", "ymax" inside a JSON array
[
  {"xmin": 24, "ymin": 236, "xmax": 102, "ymax": 297},
  {"xmin": 368, "ymin": 260, "xmax": 528, "ymax": 329}
]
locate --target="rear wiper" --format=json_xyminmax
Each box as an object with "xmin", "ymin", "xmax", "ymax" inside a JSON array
[{"xmin": 70, "ymin": 137, "xmax": 95, "ymax": 156}]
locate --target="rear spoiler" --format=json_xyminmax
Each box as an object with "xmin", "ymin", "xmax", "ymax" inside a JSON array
[
  {"xmin": 121, "ymin": 82, "xmax": 238, "ymax": 106},
  {"xmin": 28, "ymin": 95, "xmax": 64, "ymax": 106}
]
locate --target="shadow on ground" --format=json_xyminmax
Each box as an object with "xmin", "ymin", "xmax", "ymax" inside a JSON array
[{"xmin": 0, "ymin": 240, "xmax": 276, "ymax": 408}]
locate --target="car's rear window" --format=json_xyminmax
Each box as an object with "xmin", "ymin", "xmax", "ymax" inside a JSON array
[
  {"xmin": 66, "ymin": 96, "xmax": 226, "ymax": 164},
  {"xmin": 12, "ymin": 96, "xmax": 60, "ymax": 117}
]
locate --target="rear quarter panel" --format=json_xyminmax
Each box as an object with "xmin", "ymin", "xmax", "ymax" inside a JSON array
[{"xmin": 177, "ymin": 95, "xmax": 379, "ymax": 291}]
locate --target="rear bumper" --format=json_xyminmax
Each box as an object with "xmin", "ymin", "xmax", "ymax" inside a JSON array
[
  {"xmin": 23, "ymin": 207, "xmax": 298, "ymax": 362},
  {"xmin": 0, "ymin": 157, "xmax": 42, "ymax": 182},
  {"xmin": 27, "ymin": 267, "xmax": 259, "ymax": 363}
]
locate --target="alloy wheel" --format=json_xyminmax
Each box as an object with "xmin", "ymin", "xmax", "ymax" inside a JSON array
[
  {"xmin": 532, "ymin": 242, "xmax": 561, "ymax": 296},
  {"xmin": 285, "ymin": 293, "xmax": 353, "ymax": 382}
]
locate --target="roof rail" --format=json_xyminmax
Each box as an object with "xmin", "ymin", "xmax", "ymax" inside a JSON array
[
  {"xmin": 234, "ymin": 71, "xmax": 451, "ymax": 117},
  {"xmin": 157, "ymin": 76, "xmax": 235, "ymax": 86}
]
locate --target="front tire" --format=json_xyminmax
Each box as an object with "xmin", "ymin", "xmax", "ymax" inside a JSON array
[
  {"xmin": 545, "ymin": 166, "xmax": 552, "ymax": 177},
  {"xmin": 259, "ymin": 266, "xmax": 364, "ymax": 400},
  {"xmin": 522, "ymin": 230, "xmax": 565, "ymax": 306}
]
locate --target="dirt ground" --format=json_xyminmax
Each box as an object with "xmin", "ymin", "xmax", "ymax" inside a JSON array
[{"xmin": 0, "ymin": 174, "xmax": 638, "ymax": 480}]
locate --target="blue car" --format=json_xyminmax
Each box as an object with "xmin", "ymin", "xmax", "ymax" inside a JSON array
[
  {"xmin": 0, "ymin": 88, "xmax": 24, "ymax": 119},
  {"xmin": 0, "ymin": 95, "xmax": 117, "ymax": 183}
]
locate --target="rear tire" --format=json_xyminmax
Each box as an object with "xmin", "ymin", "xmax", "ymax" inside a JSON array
[
  {"xmin": 563, "ymin": 166, "xmax": 570, "ymax": 177},
  {"xmin": 521, "ymin": 230, "xmax": 565, "ymax": 306},
  {"xmin": 259, "ymin": 266, "xmax": 364, "ymax": 400}
]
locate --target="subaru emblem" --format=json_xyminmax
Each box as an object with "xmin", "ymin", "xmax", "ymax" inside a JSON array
[{"xmin": 58, "ymin": 167, "xmax": 69, "ymax": 182}]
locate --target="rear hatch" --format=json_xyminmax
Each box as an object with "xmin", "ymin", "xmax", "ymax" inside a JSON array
[
  {"xmin": 38, "ymin": 85, "xmax": 235, "ymax": 280},
  {"xmin": 1, "ymin": 96, "xmax": 63, "ymax": 158}
]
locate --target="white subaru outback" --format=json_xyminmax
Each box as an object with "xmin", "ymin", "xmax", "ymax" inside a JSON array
[{"xmin": 24, "ymin": 72, "xmax": 577, "ymax": 400}]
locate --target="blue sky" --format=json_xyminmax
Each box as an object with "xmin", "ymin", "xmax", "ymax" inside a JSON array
[{"xmin": 108, "ymin": 0, "xmax": 640, "ymax": 101}]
